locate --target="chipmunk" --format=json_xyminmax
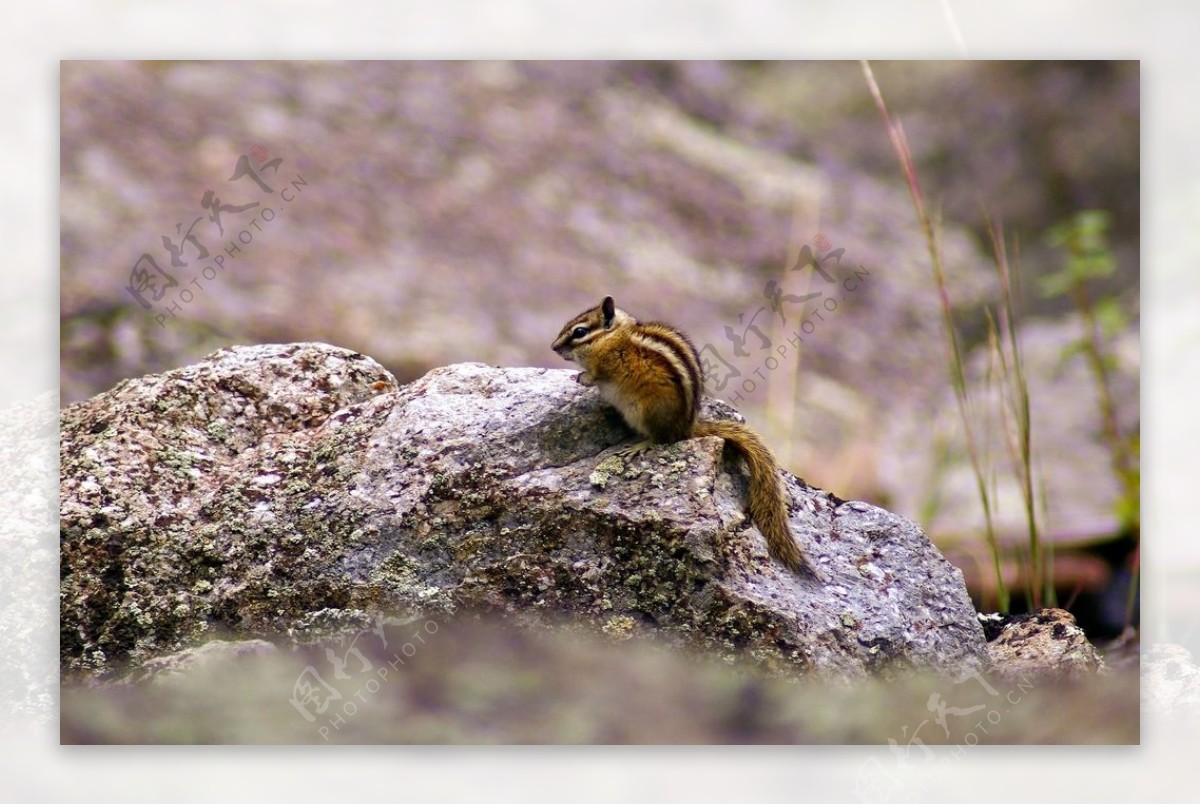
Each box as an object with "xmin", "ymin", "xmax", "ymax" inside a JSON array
[{"xmin": 552, "ymin": 296, "xmax": 815, "ymax": 577}]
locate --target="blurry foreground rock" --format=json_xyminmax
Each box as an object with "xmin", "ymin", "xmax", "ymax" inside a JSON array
[
  {"xmin": 61, "ymin": 615, "xmax": 1137, "ymax": 744},
  {"xmin": 61, "ymin": 342, "xmax": 988, "ymax": 683}
]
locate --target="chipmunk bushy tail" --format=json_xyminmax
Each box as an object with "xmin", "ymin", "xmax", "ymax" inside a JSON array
[{"xmin": 693, "ymin": 419, "xmax": 812, "ymax": 575}]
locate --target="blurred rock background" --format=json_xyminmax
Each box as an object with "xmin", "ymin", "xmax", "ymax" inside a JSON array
[{"xmin": 60, "ymin": 60, "xmax": 1139, "ymax": 632}]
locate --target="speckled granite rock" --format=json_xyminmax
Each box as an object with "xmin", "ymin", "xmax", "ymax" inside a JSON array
[
  {"xmin": 60, "ymin": 342, "xmax": 988, "ymax": 681},
  {"xmin": 982, "ymin": 608, "xmax": 1105, "ymax": 681}
]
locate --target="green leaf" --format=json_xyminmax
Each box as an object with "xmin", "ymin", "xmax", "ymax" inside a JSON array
[
  {"xmin": 1095, "ymin": 297, "xmax": 1129, "ymax": 338},
  {"xmin": 1045, "ymin": 209, "xmax": 1115, "ymax": 283},
  {"xmin": 1038, "ymin": 268, "xmax": 1076, "ymax": 299},
  {"xmin": 1056, "ymin": 337, "xmax": 1088, "ymax": 366}
]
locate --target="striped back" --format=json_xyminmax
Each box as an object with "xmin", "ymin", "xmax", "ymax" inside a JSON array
[{"xmin": 627, "ymin": 321, "xmax": 703, "ymax": 419}]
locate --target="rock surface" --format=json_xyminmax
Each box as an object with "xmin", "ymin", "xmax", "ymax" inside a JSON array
[
  {"xmin": 61, "ymin": 342, "xmax": 988, "ymax": 681},
  {"xmin": 981, "ymin": 608, "xmax": 1105, "ymax": 682}
]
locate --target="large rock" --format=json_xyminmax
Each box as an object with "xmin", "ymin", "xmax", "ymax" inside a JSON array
[{"xmin": 60, "ymin": 342, "xmax": 988, "ymax": 680}]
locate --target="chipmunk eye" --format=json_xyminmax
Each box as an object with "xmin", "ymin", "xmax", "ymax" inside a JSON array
[{"xmin": 571, "ymin": 326, "xmax": 589, "ymax": 339}]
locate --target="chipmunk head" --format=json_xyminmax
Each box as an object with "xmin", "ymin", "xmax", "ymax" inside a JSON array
[{"xmin": 552, "ymin": 296, "xmax": 634, "ymax": 364}]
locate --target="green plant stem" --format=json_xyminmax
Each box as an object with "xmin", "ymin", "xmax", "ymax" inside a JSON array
[{"xmin": 1071, "ymin": 281, "xmax": 1133, "ymax": 488}]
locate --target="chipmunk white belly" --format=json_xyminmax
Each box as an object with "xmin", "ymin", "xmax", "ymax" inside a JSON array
[{"xmin": 596, "ymin": 380, "xmax": 649, "ymax": 438}]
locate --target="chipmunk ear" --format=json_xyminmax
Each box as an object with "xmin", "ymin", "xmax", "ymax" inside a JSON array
[{"xmin": 601, "ymin": 296, "xmax": 616, "ymax": 327}]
